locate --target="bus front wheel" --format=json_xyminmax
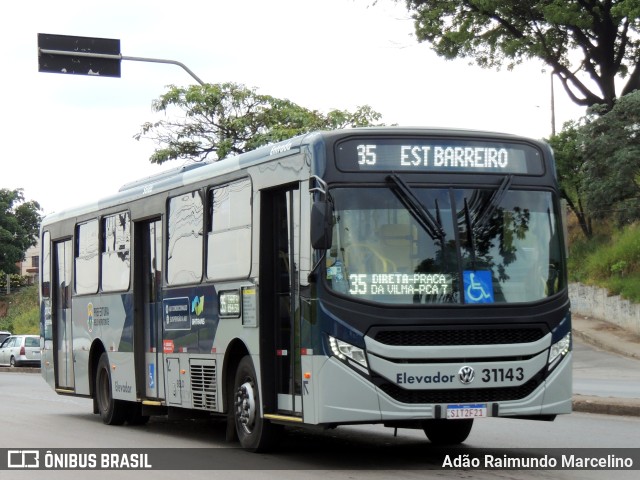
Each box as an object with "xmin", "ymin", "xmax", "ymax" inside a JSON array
[
  {"xmin": 95, "ymin": 352, "xmax": 127, "ymax": 425},
  {"xmin": 232, "ymin": 356, "xmax": 280, "ymax": 452},
  {"xmin": 422, "ymin": 419, "xmax": 473, "ymax": 445}
]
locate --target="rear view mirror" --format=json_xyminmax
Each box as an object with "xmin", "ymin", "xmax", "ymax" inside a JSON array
[{"xmin": 311, "ymin": 200, "xmax": 333, "ymax": 250}]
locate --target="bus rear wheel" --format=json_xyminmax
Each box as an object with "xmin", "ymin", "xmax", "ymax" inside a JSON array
[
  {"xmin": 233, "ymin": 356, "xmax": 280, "ymax": 452},
  {"xmin": 95, "ymin": 352, "xmax": 127, "ymax": 425},
  {"xmin": 422, "ymin": 419, "xmax": 473, "ymax": 445}
]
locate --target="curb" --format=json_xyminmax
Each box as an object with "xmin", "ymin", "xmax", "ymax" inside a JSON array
[
  {"xmin": 573, "ymin": 327, "xmax": 640, "ymax": 361},
  {"xmin": 572, "ymin": 395, "xmax": 640, "ymax": 417},
  {"xmin": 0, "ymin": 366, "xmax": 41, "ymax": 373}
]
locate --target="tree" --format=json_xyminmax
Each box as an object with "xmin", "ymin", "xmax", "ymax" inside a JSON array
[
  {"xmin": 547, "ymin": 121, "xmax": 593, "ymax": 238},
  {"xmin": 136, "ymin": 82, "xmax": 384, "ymax": 164},
  {"xmin": 0, "ymin": 189, "xmax": 41, "ymax": 275},
  {"xmin": 400, "ymin": 0, "xmax": 640, "ymax": 110},
  {"xmin": 580, "ymin": 89, "xmax": 640, "ymax": 225}
]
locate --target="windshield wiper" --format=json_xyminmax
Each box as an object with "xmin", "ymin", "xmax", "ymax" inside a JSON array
[
  {"xmin": 387, "ymin": 173, "xmax": 446, "ymax": 241},
  {"xmin": 473, "ymin": 174, "xmax": 513, "ymax": 232}
]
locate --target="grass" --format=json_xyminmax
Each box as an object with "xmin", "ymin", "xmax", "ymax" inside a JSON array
[
  {"xmin": 568, "ymin": 220, "xmax": 640, "ymax": 303},
  {"xmin": 0, "ymin": 285, "xmax": 39, "ymax": 335}
]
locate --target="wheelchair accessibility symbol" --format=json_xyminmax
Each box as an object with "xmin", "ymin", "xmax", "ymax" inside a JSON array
[{"xmin": 463, "ymin": 270, "xmax": 494, "ymax": 304}]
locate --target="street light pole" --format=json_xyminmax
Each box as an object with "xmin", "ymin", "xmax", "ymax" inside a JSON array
[{"xmin": 550, "ymin": 71, "xmax": 557, "ymax": 137}]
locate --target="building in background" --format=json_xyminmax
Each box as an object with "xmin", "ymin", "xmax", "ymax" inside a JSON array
[{"xmin": 16, "ymin": 241, "xmax": 40, "ymax": 285}]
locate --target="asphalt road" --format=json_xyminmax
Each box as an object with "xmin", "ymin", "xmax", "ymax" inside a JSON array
[{"xmin": 573, "ymin": 339, "xmax": 640, "ymax": 398}]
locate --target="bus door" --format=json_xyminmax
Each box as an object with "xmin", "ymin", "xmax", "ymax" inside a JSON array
[
  {"xmin": 260, "ymin": 185, "xmax": 302, "ymax": 417},
  {"xmin": 40, "ymin": 232, "xmax": 54, "ymax": 388},
  {"xmin": 52, "ymin": 239, "xmax": 74, "ymax": 390},
  {"xmin": 134, "ymin": 219, "xmax": 164, "ymax": 401}
]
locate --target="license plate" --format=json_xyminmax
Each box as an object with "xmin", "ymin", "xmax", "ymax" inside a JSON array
[{"xmin": 446, "ymin": 403, "xmax": 487, "ymax": 419}]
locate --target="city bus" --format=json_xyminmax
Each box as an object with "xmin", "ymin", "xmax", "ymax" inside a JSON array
[{"xmin": 39, "ymin": 127, "xmax": 572, "ymax": 451}]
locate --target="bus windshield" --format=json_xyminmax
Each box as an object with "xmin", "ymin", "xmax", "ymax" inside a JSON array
[{"xmin": 324, "ymin": 184, "xmax": 565, "ymax": 305}]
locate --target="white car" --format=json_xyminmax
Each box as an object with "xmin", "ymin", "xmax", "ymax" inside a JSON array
[{"xmin": 0, "ymin": 335, "xmax": 41, "ymax": 367}]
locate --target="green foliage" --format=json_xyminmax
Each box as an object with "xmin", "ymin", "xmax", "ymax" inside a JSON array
[
  {"xmin": 547, "ymin": 120, "xmax": 592, "ymax": 238},
  {"xmin": 610, "ymin": 260, "xmax": 629, "ymax": 277},
  {"xmin": 0, "ymin": 189, "xmax": 42, "ymax": 274},
  {"xmin": 569, "ymin": 222, "xmax": 640, "ymax": 302},
  {"xmin": 606, "ymin": 273, "xmax": 640, "ymax": 302},
  {"xmin": 0, "ymin": 273, "xmax": 30, "ymax": 290},
  {"xmin": 401, "ymin": 0, "xmax": 640, "ymax": 108},
  {"xmin": 550, "ymin": 90, "xmax": 640, "ymax": 234},
  {"xmin": 567, "ymin": 233, "xmax": 602, "ymax": 282},
  {"xmin": 581, "ymin": 91, "xmax": 640, "ymax": 225},
  {"xmin": 0, "ymin": 285, "xmax": 39, "ymax": 335},
  {"xmin": 136, "ymin": 82, "xmax": 384, "ymax": 164}
]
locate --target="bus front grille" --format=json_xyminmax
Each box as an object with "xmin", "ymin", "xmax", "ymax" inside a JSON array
[{"xmin": 372, "ymin": 326, "xmax": 547, "ymax": 346}]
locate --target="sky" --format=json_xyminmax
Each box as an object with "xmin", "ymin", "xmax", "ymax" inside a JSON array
[{"xmin": 2, "ymin": 0, "xmax": 586, "ymax": 216}]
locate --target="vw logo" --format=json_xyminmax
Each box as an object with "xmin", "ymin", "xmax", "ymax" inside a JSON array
[{"xmin": 458, "ymin": 366, "xmax": 475, "ymax": 385}]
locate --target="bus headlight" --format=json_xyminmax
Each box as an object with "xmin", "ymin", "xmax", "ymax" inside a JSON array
[
  {"xmin": 329, "ymin": 335, "xmax": 368, "ymax": 369},
  {"xmin": 548, "ymin": 331, "xmax": 571, "ymax": 370}
]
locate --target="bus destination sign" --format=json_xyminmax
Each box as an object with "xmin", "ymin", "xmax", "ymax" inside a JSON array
[{"xmin": 335, "ymin": 138, "xmax": 543, "ymax": 175}]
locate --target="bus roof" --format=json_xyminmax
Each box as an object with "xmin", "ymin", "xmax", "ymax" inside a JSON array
[{"xmin": 41, "ymin": 127, "xmax": 547, "ymax": 226}]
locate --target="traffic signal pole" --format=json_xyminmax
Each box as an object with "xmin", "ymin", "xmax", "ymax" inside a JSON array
[{"xmin": 37, "ymin": 33, "xmax": 205, "ymax": 85}]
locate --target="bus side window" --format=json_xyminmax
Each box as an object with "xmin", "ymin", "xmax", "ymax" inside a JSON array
[
  {"xmin": 102, "ymin": 212, "xmax": 131, "ymax": 291},
  {"xmin": 207, "ymin": 179, "xmax": 252, "ymax": 281},
  {"xmin": 167, "ymin": 191, "xmax": 204, "ymax": 285},
  {"xmin": 75, "ymin": 220, "xmax": 99, "ymax": 295}
]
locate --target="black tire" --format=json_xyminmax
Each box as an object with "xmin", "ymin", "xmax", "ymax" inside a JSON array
[
  {"xmin": 9, "ymin": 356, "xmax": 16, "ymax": 367},
  {"xmin": 233, "ymin": 355, "xmax": 281, "ymax": 452},
  {"xmin": 422, "ymin": 419, "xmax": 473, "ymax": 445},
  {"xmin": 95, "ymin": 352, "xmax": 127, "ymax": 425}
]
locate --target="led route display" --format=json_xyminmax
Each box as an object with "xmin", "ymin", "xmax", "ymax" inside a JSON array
[
  {"xmin": 347, "ymin": 273, "xmax": 452, "ymax": 296},
  {"xmin": 336, "ymin": 138, "xmax": 544, "ymax": 174}
]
